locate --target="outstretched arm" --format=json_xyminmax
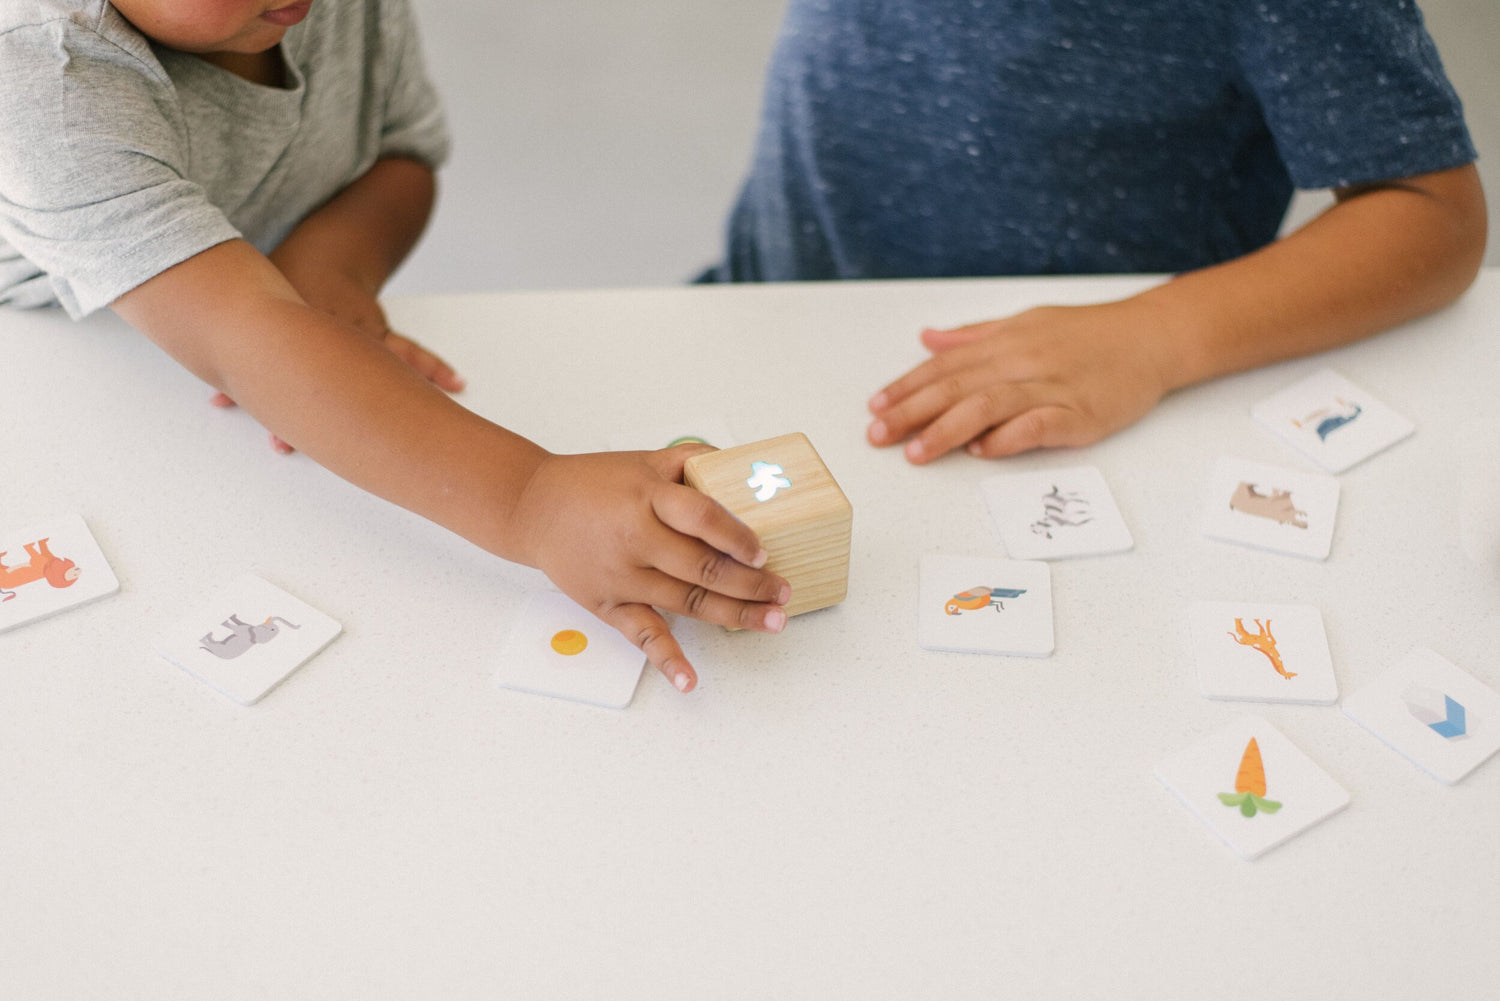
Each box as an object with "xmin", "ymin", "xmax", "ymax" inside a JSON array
[
  {"xmin": 867, "ymin": 163, "xmax": 1487, "ymax": 462},
  {"xmin": 113, "ymin": 241, "xmax": 789, "ymax": 691},
  {"xmin": 212, "ymin": 157, "xmax": 463, "ymax": 449}
]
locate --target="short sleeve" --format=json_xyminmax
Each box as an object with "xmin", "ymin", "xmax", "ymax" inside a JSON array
[
  {"xmin": 0, "ymin": 17, "xmax": 240, "ymax": 317},
  {"xmin": 375, "ymin": 0, "xmax": 451, "ymax": 169},
  {"xmin": 1231, "ymin": 0, "xmax": 1476, "ymax": 190}
]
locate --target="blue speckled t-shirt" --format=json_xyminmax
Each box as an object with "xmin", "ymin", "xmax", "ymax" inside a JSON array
[{"xmin": 712, "ymin": 0, "xmax": 1476, "ymax": 281}]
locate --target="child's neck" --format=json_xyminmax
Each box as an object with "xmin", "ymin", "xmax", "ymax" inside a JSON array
[{"xmin": 196, "ymin": 48, "xmax": 288, "ymax": 88}]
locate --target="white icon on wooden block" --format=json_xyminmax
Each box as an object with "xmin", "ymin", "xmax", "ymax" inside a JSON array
[
  {"xmin": 746, "ymin": 461, "xmax": 791, "ymax": 501},
  {"xmin": 686, "ymin": 433, "xmax": 852, "ymax": 621}
]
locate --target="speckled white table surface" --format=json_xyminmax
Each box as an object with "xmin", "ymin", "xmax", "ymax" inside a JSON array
[{"xmin": 3, "ymin": 272, "xmax": 1497, "ymax": 1000}]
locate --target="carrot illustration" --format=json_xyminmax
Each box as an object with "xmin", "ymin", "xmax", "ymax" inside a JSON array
[
  {"xmin": 1217, "ymin": 737, "xmax": 1283, "ymax": 818},
  {"xmin": 1235, "ymin": 737, "xmax": 1268, "ymax": 797}
]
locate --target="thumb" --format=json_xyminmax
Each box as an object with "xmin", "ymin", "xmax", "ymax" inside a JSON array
[{"xmin": 652, "ymin": 441, "xmax": 716, "ymax": 481}]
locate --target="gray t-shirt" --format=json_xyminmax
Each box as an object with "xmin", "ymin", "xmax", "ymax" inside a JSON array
[{"xmin": 0, "ymin": 0, "xmax": 449, "ymax": 317}]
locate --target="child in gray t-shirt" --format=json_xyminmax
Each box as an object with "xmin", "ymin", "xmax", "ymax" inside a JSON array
[{"xmin": 0, "ymin": 0, "xmax": 791, "ymax": 692}]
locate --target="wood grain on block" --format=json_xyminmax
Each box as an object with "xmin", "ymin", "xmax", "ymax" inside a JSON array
[{"xmin": 684, "ymin": 432, "xmax": 852, "ymax": 619}]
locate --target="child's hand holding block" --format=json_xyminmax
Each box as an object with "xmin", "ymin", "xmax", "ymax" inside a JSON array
[{"xmin": 684, "ymin": 433, "xmax": 852, "ymax": 620}]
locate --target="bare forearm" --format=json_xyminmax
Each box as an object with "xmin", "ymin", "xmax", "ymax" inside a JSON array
[
  {"xmin": 271, "ymin": 157, "xmax": 437, "ymax": 293},
  {"xmin": 114, "ymin": 242, "xmax": 545, "ymax": 563},
  {"xmin": 229, "ymin": 307, "xmax": 544, "ymax": 560},
  {"xmin": 1141, "ymin": 163, "xmax": 1487, "ymax": 390}
]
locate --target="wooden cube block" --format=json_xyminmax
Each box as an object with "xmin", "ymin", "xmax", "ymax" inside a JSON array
[{"xmin": 684, "ymin": 432, "xmax": 852, "ymax": 619}]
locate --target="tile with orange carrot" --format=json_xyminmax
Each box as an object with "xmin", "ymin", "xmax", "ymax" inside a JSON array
[
  {"xmin": 1186, "ymin": 601, "xmax": 1338, "ymax": 705},
  {"xmin": 1155, "ymin": 715, "xmax": 1349, "ymax": 860},
  {"xmin": 1217, "ymin": 738, "xmax": 1282, "ymax": 817}
]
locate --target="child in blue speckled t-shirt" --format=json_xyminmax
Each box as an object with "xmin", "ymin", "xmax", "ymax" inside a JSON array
[{"xmin": 710, "ymin": 0, "xmax": 1486, "ymax": 463}]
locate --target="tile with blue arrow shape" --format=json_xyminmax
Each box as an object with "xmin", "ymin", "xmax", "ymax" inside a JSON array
[{"xmin": 1343, "ymin": 647, "xmax": 1500, "ymax": 784}]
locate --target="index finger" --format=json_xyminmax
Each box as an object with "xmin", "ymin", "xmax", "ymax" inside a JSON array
[{"xmin": 601, "ymin": 601, "xmax": 699, "ymax": 693}]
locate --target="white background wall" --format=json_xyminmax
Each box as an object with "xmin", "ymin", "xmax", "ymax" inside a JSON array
[{"xmin": 392, "ymin": 0, "xmax": 1499, "ymax": 297}]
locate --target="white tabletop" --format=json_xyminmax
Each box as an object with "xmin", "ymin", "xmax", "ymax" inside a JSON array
[{"xmin": 3, "ymin": 272, "xmax": 1498, "ymax": 999}]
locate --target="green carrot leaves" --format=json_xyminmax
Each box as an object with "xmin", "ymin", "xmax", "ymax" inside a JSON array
[{"xmin": 1218, "ymin": 791, "xmax": 1283, "ymax": 817}]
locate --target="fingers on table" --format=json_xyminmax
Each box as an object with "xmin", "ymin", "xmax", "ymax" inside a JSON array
[
  {"xmin": 210, "ymin": 393, "xmax": 295, "ymax": 453},
  {"xmin": 966, "ymin": 406, "xmax": 1088, "ymax": 458},
  {"xmin": 873, "ymin": 369, "xmax": 1037, "ymax": 463},
  {"xmin": 384, "ymin": 331, "xmax": 465, "ymax": 392},
  {"xmin": 867, "ymin": 351, "xmax": 991, "ymax": 441}
]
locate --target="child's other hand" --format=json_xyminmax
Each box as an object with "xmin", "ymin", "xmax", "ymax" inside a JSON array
[
  {"xmin": 211, "ymin": 265, "xmax": 464, "ymax": 452},
  {"xmin": 285, "ymin": 266, "xmax": 465, "ymax": 393},
  {"xmin": 209, "ymin": 390, "xmax": 297, "ymax": 453},
  {"xmin": 865, "ymin": 299, "xmax": 1175, "ymax": 462},
  {"xmin": 511, "ymin": 445, "xmax": 791, "ymax": 693}
]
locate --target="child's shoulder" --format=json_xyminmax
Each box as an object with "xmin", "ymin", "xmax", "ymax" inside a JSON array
[
  {"xmin": 1, "ymin": 1, "xmax": 159, "ymax": 75},
  {"xmin": 0, "ymin": 1, "xmax": 175, "ymax": 201}
]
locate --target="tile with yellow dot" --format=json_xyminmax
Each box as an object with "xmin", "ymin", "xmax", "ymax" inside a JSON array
[{"xmin": 494, "ymin": 590, "xmax": 647, "ymax": 709}]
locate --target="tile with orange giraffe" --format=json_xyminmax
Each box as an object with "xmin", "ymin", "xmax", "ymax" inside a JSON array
[{"xmin": 1185, "ymin": 601, "xmax": 1338, "ymax": 704}]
